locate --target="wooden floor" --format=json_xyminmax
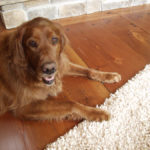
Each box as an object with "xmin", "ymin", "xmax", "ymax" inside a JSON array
[{"xmin": 0, "ymin": 4, "xmax": 150, "ymax": 150}]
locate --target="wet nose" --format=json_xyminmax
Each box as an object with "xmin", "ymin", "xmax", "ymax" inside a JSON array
[{"xmin": 42, "ymin": 62, "xmax": 56, "ymax": 75}]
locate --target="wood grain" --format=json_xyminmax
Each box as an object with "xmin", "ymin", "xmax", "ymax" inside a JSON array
[
  {"xmin": 122, "ymin": 7, "xmax": 150, "ymax": 34},
  {"xmin": 64, "ymin": 14, "xmax": 149, "ymax": 92}
]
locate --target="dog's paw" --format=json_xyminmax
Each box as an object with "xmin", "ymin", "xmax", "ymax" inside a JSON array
[
  {"xmin": 86, "ymin": 108, "xmax": 110, "ymax": 122},
  {"xmin": 102, "ymin": 72, "xmax": 121, "ymax": 83},
  {"xmin": 89, "ymin": 70, "xmax": 121, "ymax": 84}
]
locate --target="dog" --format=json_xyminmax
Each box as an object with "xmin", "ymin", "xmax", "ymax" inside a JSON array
[{"xmin": 0, "ymin": 17, "xmax": 121, "ymax": 122}]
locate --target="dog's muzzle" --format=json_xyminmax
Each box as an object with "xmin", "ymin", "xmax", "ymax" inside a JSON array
[{"xmin": 41, "ymin": 62, "xmax": 56, "ymax": 85}]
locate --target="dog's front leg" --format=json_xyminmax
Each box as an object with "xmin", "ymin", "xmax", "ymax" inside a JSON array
[
  {"xmin": 67, "ymin": 62, "xmax": 121, "ymax": 83},
  {"xmin": 14, "ymin": 100, "xmax": 109, "ymax": 122}
]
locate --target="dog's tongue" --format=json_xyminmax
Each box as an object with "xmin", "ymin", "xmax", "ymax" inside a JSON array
[
  {"xmin": 42, "ymin": 75, "xmax": 55, "ymax": 85},
  {"xmin": 44, "ymin": 76, "xmax": 54, "ymax": 82}
]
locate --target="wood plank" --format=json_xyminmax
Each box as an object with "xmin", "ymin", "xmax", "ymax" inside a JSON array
[
  {"xmin": 22, "ymin": 117, "xmax": 78, "ymax": 150},
  {"xmin": 0, "ymin": 113, "xmax": 27, "ymax": 150},
  {"xmin": 63, "ymin": 46, "xmax": 110, "ymax": 106},
  {"xmin": 122, "ymin": 7, "xmax": 150, "ymax": 34},
  {"xmin": 98, "ymin": 16, "xmax": 150, "ymax": 63},
  {"xmin": 64, "ymin": 15, "xmax": 149, "ymax": 92}
]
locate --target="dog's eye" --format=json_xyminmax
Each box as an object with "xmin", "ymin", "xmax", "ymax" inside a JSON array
[
  {"xmin": 29, "ymin": 40, "xmax": 38, "ymax": 48},
  {"xmin": 51, "ymin": 37, "xmax": 58, "ymax": 45}
]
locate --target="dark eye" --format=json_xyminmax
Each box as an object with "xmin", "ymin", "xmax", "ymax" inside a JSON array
[
  {"xmin": 51, "ymin": 37, "xmax": 58, "ymax": 45},
  {"xmin": 29, "ymin": 40, "xmax": 38, "ymax": 48}
]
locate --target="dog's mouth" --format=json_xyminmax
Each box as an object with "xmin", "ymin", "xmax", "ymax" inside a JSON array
[{"xmin": 42, "ymin": 75, "xmax": 55, "ymax": 85}]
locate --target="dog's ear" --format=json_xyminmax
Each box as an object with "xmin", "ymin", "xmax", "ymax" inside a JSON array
[
  {"xmin": 53, "ymin": 22, "xmax": 70, "ymax": 52},
  {"xmin": 12, "ymin": 23, "xmax": 27, "ymax": 67},
  {"xmin": 60, "ymin": 32, "xmax": 69, "ymax": 52}
]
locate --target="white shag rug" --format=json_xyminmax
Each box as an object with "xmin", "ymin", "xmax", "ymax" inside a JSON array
[{"xmin": 45, "ymin": 65, "xmax": 150, "ymax": 150}]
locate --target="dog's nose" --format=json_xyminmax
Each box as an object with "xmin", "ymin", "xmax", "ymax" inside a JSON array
[{"xmin": 42, "ymin": 62, "xmax": 56, "ymax": 75}]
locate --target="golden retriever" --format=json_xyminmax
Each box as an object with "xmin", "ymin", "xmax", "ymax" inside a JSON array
[{"xmin": 0, "ymin": 17, "xmax": 121, "ymax": 121}]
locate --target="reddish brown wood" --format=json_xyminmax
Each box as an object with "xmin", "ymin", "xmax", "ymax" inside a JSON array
[
  {"xmin": 0, "ymin": 113, "xmax": 26, "ymax": 150},
  {"xmin": 64, "ymin": 13, "xmax": 150, "ymax": 92},
  {"xmin": 122, "ymin": 8, "xmax": 150, "ymax": 34}
]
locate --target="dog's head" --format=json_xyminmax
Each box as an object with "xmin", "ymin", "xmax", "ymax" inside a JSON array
[{"xmin": 13, "ymin": 17, "xmax": 68, "ymax": 86}]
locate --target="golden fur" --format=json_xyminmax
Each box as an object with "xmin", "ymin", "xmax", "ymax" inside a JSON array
[{"xmin": 0, "ymin": 17, "xmax": 121, "ymax": 121}]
